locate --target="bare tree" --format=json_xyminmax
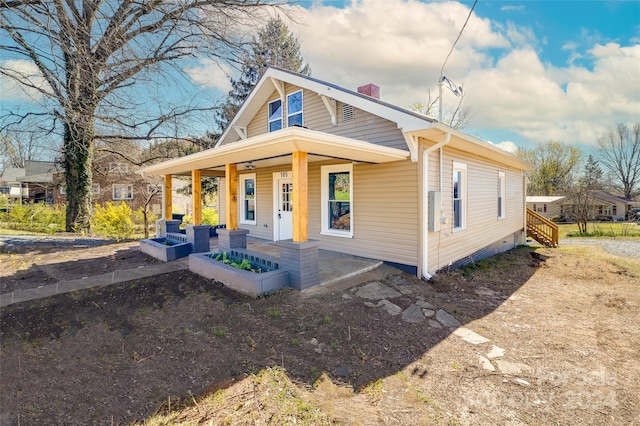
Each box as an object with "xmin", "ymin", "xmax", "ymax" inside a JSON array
[
  {"xmin": 563, "ymin": 184, "xmax": 598, "ymax": 234},
  {"xmin": 562, "ymin": 158, "xmax": 605, "ymax": 234},
  {"xmin": 135, "ymin": 180, "xmax": 162, "ymax": 238},
  {"xmin": 1, "ymin": 0, "xmax": 281, "ymax": 231},
  {"xmin": 597, "ymin": 123, "xmax": 640, "ymax": 200},
  {"xmin": 0, "ymin": 117, "xmax": 57, "ymax": 168},
  {"xmin": 411, "ymin": 87, "xmax": 472, "ymax": 130}
]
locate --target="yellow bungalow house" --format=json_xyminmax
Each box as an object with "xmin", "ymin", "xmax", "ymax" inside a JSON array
[{"xmin": 138, "ymin": 67, "xmax": 533, "ymax": 290}]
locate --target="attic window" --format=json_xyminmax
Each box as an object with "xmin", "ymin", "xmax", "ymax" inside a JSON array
[{"xmin": 342, "ymin": 104, "xmax": 354, "ymax": 122}]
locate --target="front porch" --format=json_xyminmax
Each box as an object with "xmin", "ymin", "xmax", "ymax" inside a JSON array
[
  {"xmin": 238, "ymin": 236, "xmax": 384, "ymax": 287},
  {"xmin": 138, "ymin": 126, "xmax": 410, "ymax": 291}
]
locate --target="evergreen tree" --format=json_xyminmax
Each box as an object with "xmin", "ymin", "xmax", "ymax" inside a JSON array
[
  {"xmin": 580, "ymin": 154, "xmax": 604, "ymax": 190},
  {"xmin": 211, "ymin": 17, "xmax": 311, "ymax": 143}
]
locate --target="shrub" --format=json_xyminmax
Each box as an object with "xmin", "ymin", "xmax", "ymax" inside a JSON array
[
  {"xmin": 91, "ymin": 202, "xmax": 135, "ymax": 240},
  {"xmin": 181, "ymin": 207, "xmax": 218, "ymax": 226},
  {"xmin": 202, "ymin": 207, "xmax": 219, "ymax": 225},
  {"xmin": 3, "ymin": 202, "xmax": 65, "ymax": 234}
]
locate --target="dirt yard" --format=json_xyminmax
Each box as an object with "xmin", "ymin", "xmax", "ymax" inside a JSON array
[{"xmin": 1, "ymin": 239, "xmax": 638, "ymax": 425}]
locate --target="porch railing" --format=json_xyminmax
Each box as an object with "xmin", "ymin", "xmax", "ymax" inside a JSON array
[{"xmin": 526, "ymin": 208, "xmax": 559, "ymax": 247}]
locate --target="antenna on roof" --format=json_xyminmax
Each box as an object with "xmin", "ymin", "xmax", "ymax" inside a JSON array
[{"xmin": 438, "ymin": 76, "xmax": 463, "ymax": 122}]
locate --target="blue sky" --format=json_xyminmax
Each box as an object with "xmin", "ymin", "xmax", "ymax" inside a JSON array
[
  {"xmin": 2, "ymin": 1, "xmax": 639, "ymax": 154},
  {"xmin": 184, "ymin": 0, "xmax": 640, "ymax": 152}
]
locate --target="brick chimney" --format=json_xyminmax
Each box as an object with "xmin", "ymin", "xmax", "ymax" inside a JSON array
[{"xmin": 357, "ymin": 83, "xmax": 380, "ymax": 99}]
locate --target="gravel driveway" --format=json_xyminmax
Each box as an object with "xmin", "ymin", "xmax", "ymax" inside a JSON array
[{"xmin": 559, "ymin": 238, "xmax": 640, "ymax": 258}]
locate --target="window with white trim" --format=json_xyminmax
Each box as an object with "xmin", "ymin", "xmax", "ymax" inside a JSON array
[
  {"xmin": 92, "ymin": 183, "xmax": 101, "ymax": 196},
  {"xmin": 112, "ymin": 183, "xmax": 133, "ymax": 200},
  {"xmin": 498, "ymin": 171, "xmax": 506, "ymax": 219},
  {"xmin": 321, "ymin": 164, "xmax": 352, "ymax": 237},
  {"xmin": 453, "ymin": 162, "xmax": 467, "ymax": 231},
  {"xmin": 59, "ymin": 185, "xmax": 66, "ymax": 195},
  {"xmin": 240, "ymin": 173, "xmax": 256, "ymax": 224},
  {"xmin": 287, "ymin": 90, "xmax": 303, "ymax": 127},
  {"xmin": 268, "ymin": 99, "xmax": 282, "ymax": 132}
]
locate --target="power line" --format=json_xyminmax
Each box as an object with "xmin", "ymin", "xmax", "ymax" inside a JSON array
[{"xmin": 440, "ymin": 0, "xmax": 478, "ymax": 78}]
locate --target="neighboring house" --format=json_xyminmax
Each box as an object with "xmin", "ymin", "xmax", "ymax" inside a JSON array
[
  {"xmin": 53, "ymin": 151, "xmax": 191, "ymax": 215},
  {"xmin": 526, "ymin": 196, "xmax": 565, "ymax": 220},
  {"xmin": 138, "ymin": 67, "xmax": 533, "ymax": 279},
  {"xmin": 560, "ymin": 191, "xmax": 640, "ymax": 221},
  {"xmin": 0, "ymin": 161, "xmax": 57, "ymax": 203}
]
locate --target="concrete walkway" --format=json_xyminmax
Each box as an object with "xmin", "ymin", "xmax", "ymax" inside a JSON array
[
  {"xmin": 1, "ymin": 258, "xmax": 189, "ymax": 308},
  {"xmin": 1, "ymin": 237, "xmax": 386, "ymax": 308}
]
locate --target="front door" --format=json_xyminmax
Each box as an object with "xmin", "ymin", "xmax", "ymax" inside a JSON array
[{"xmin": 274, "ymin": 172, "xmax": 293, "ymax": 240}]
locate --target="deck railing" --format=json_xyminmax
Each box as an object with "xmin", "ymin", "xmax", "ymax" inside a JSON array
[{"xmin": 526, "ymin": 208, "xmax": 559, "ymax": 247}]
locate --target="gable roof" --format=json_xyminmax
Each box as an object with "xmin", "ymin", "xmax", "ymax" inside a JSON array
[
  {"xmin": 592, "ymin": 191, "xmax": 640, "ymax": 205},
  {"xmin": 215, "ymin": 67, "xmax": 531, "ymax": 171},
  {"xmin": 216, "ymin": 67, "xmax": 437, "ymax": 148},
  {"xmin": 138, "ymin": 68, "xmax": 532, "ymax": 177}
]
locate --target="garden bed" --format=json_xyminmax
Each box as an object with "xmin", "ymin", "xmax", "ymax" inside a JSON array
[
  {"xmin": 189, "ymin": 249, "xmax": 289, "ymax": 297},
  {"xmin": 139, "ymin": 237, "xmax": 192, "ymax": 262}
]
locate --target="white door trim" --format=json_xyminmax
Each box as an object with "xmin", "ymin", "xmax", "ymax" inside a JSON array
[{"xmin": 272, "ymin": 171, "xmax": 293, "ymax": 241}]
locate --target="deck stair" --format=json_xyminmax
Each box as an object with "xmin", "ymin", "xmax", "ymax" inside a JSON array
[{"xmin": 526, "ymin": 208, "xmax": 559, "ymax": 247}]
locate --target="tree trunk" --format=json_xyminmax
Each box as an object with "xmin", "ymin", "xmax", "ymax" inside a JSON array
[
  {"xmin": 143, "ymin": 206, "xmax": 149, "ymax": 238},
  {"xmin": 63, "ymin": 120, "xmax": 95, "ymax": 232}
]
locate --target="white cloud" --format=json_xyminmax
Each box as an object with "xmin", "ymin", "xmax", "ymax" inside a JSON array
[
  {"xmin": 284, "ymin": 1, "xmax": 639, "ymax": 148},
  {"xmin": 184, "ymin": 59, "xmax": 233, "ymax": 93},
  {"xmin": 0, "ymin": 59, "xmax": 49, "ymax": 102},
  {"xmin": 501, "ymin": 5, "xmax": 525, "ymax": 12},
  {"xmin": 489, "ymin": 140, "xmax": 518, "ymax": 153},
  {"xmin": 288, "ymin": 0, "xmax": 507, "ymax": 108}
]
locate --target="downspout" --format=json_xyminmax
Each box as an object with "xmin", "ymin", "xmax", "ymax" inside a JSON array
[{"xmin": 421, "ymin": 131, "xmax": 451, "ymax": 280}]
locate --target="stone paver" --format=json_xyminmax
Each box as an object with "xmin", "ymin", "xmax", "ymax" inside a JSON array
[
  {"xmin": 478, "ymin": 355, "xmax": 496, "ymax": 371},
  {"xmin": 487, "ymin": 345, "xmax": 505, "ymax": 359},
  {"xmin": 495, "ymin": 360, "xmax": 533, "ymax": 375},
  {"xmin": 435, "ymin": 309, "xmax": 462, "ymax": 328},
  {"xmin": 401, "ymin": 304, "xmax": 425, "ymax": 323},
  {"xmin": 428, "ymin": 320, "xmax": 443, "ymax": 329},
  {"xmin": 378, "ymin": 299, "xmax": 402, "ymax": 316},
  {"xmin": 415, "ymin": 300, "xmax": 436, "ymax": 310},
  {"xmin": 355, "ymin": 281, "xmax": 402, "ymax": 300},
  {"xmin": 453, "ymin": 327, "xmax": 490, "ymax": 345}
]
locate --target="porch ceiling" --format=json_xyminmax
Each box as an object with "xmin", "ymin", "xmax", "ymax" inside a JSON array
[{"xmin": 137, "ymin": 127, "xmax": 410, "ymax": 177}]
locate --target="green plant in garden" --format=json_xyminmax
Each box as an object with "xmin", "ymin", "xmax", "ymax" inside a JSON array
[{"xmin": 211, "ymin": 252, "xmax": 266, "ymax": 273}]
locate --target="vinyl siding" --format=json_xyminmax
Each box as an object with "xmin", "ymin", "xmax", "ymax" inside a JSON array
[
  {"xmin": 232, "ymin": 159, "xmax": 419, "ymax": 266},
  {"xmin": 427, "ymin": 146, "xmax": 526, "ymax": 273},
  {"xmin": 319, "ymin": 160, "xmax": 418, "ymax": 265},
  {"xmin": 526, "ymin": 201, "xmax": 562, "ymax": 219},
  {"xmin": 235, "ymin": 84, "xmax": 408, "ymax": 151}
]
